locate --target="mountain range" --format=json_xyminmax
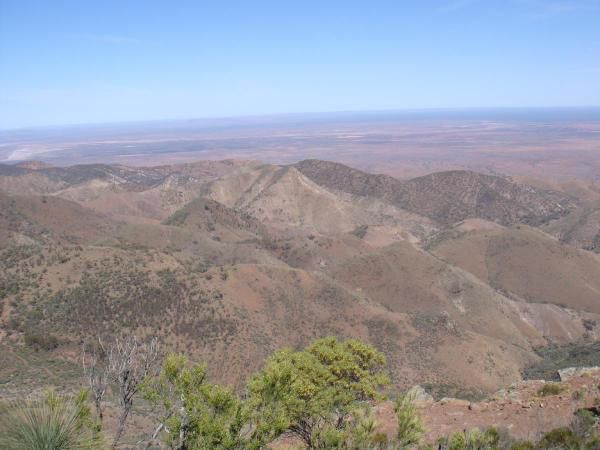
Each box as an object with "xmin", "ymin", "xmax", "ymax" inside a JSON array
[{"xmin": 1, "ymin": 158, "xmax": 599, "ymax": 397}]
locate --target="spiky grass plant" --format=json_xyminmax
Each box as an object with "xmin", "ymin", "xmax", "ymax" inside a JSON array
[
  {"xmin": 395, "ymin": 391, "xmax": 424, "ymax": 447},
  {"xmin": 0, "ymin": 390, "xmax": 102, "ymax": 450}
]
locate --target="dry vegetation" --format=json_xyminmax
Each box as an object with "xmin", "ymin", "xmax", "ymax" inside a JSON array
[{"xmin": 0, "ymin": 156, "xmax": 599, "ymax": 435}]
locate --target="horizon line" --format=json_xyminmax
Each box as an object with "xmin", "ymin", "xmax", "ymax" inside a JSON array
[{"xmin": 3, "ymin": 105, "xmax": 600, "ymax": 133}]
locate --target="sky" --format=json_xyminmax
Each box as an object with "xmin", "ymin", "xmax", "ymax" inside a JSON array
[{"xmin": 1, "ymin": 0, "xmax": 600, "ymax": 129}]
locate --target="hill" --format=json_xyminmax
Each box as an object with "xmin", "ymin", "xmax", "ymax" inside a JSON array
[
  {"xmin": 428, "ymin": 224, "xmax": 600, "ymax": 348},
  {"xmin": 295, "ymin": 159, "xmax": 576, "ymax": 226},
  {"xmin": 0, "ymin": 190, "xmax": 117, "ymax": 246},
  {"xmin": 204, "ymin": 163, "xmax": 437, "ymax": 241},
  {"xmin": 0, "ymin": 158, "xmax": 599, "ymax": 400}
]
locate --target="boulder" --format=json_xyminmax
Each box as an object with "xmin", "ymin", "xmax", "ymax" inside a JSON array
[
  {"xmin": 407, "ymin": 385, "xmax": 434, "ymax": 404},
  {"xmin": 558, "ymin": 367, "xmax": 600, "ymax": 381}
]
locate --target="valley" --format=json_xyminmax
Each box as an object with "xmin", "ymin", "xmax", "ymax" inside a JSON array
[{"xmin": 1, "ymin": 156, "xmax": 599, "ymax": 402}]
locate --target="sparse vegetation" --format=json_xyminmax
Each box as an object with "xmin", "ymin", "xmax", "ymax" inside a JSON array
[
  {"xmin": 24, "ymin": 332, "xmax": 59, "ymax": 351},
  {"xmin": 537, "ymin": 382, "xmax": 565, "ymax": 397},
  {"xmin": 351, "ymin": 224, "xmax": 369, "ymax": 239},
  {"xmin": 536, "ymin": 427, "xmax": 581, "ymax": 449},
  {"xmin": 164, "ymin": 209, "xmax": 189, "ymax": 226},
  {"xmin": 1, "ymin": 158, "xmax": 600, "ymax": 448},
  {"xmin": 523, "ymin": 342, "xmax": 600, "ymax": 381}
]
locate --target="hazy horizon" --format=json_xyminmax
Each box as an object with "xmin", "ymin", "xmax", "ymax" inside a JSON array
[
  {"xmin": 3, "ymin": 105, "xmax": 600, "ymax": 134},
  {"xmin": 2, "ymin": 1, "xmax": 600, "ymax": 129}
]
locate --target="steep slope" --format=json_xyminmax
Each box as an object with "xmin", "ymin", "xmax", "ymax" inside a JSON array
[
  {"xmin": 295, "ymin": 159, "xmax": 575, "ymax": 226},
  {"xmin": 159, "ymin": 196, "xmax": 276, "ymax": 253},
  {"xmin": 329, "ymin": 241, "xmax": 534, "ymax": 341},
  {"xmin": 1, "ymin": 239, "xmax": 538, "ymax": 392},
  {"xmin": 0, "ymin": 160, "xmax": 252, "ymax": 223},
  {"xmin": 204, "ymin": 164, "xmax": 369, "ymax": 233},
  {"xmin": 0, "ymin": 191, "xmax": 117, "ymax": 246},
  {"xmin": 429, "ymin": 225, "xmax": 600, "ymax": 316},
  {"xmin": 205, "ymin": 163, "xmax": 436, "ymax": 240},
  {"xmin": 401, "ymin": 171, "xmax": 575, "ymax": 226},
  {"xmin": 1, "ymin": 158, "xmax": 599, "ymax": 399},
  {"xmin": 545, "ymin": 204, "xmax": 600, "ymax": 253}
]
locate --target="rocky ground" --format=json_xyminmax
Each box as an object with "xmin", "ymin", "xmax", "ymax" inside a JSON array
[{"xmin": 373, "ymin": 368, "xmax": 600, "ymax": 444}]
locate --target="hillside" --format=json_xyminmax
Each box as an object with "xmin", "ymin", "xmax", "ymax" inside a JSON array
[
  {"xmin": 0, "ymin": 158, "xmax": 598, "ymax": 400},
  {"xmin": 429, "ymin": 225, "xmax": 600, "ymax": 317},
  {"xmin": 0, "ymin": 191, "xmax": 118, "ymax": 246},
  {"xmin": 295, "ymin": 159, "xmax": 576, "ymax": 226},
  {"xmin": 205, "ymin": 163, "xmax": 437, "ymax": 241}
]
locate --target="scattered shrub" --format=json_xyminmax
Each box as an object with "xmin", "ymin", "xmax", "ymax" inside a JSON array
[
  {"xmin": 537, "ymin": 382, "xmax": 564, "ymax": 397},
  {"xmin": 24, "ymin": 332, "xmax": 59, "ymax": 351},
  {"xmin": 537, "ymin": 427, "xmax": 581, "ymax": 449},
  {"xmin": 571, "ymin": 409, "xmax": 597, "ymax": 441},
  {"xmin": 509, "ymin": 442, "xmax": 535, "ymax": 450}
]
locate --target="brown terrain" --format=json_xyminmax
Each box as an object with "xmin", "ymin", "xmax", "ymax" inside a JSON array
[
  {"xmin": 370, "ymin": 369, "xmax": 600, "ymax": 445},
  {"xmin": 0, "ymin": 146, "xmax": 599, "ymax": 442},
  {"xmin": 275, "ymin": 369, "xmax": 600, "ymax": 446}
]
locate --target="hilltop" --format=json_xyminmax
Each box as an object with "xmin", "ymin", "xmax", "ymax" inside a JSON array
[{"xmin": 295, "ymin": 159, "xmax": 576, "ymax": 226}]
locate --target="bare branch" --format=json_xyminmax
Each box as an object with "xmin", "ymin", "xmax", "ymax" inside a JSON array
[
  {"xmin": 106, "ymin": 336, "xmax": 160, "ymax": 450},
  {"xmin": 81, "ymin": 336, "xmax": 109, "ymax": 426}
]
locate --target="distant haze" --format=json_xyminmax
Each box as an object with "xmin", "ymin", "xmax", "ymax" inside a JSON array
[
  {"xmin": 1, "ymin": 1, "xmax": 599, "ymax": 128},
  {"xmin": 1, "ymin": 108, "xmax": 599, "ymax": 182}
]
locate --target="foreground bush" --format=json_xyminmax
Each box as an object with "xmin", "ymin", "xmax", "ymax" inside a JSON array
[
  {"xmin": 0, "ymin": 390, "xmax": 101, "ymax": 450},
  {"xmin": 395, "ymin": 392, "xmax": 424, "ymax": 447},
  {"xmin": 144, "ymin": 337, "xmax": 392, "ymax": 449},
  {"xmin": 247, "ymin": 336, "xmax": 390, "ymax": 449},
  {"xmin": 143, "ymin": 353, "xmax": 261, "ymax": 450},
  {"xmin": 9, "ymin": 335, "xmax": 597, "ymax": 449},
  {"xmin": 536, "ymin": 427, "xmax": 581, "ymax": 449}
]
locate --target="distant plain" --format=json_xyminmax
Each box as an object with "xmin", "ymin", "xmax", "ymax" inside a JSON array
[{"xmin": 2, "ymin": 108, "xmax": 600, "ymax": 182}]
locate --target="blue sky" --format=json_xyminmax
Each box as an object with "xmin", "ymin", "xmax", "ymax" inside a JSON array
[{"xmin": 1, "ymin": 0, "xmax": 599, "ymax": 129}]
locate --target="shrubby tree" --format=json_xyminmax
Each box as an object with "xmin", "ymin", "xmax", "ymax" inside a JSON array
[
  {"xmin": 143, "ymin": 337, "xmax": 394, "ymax": 449},
  {"xmin": 536, "ymin": 427, "xmax": 581, "ymax": 450},
  {"xmin": 142, "ymin": 353, "xmax": 261, "ymax": 450},
  {"xmin": 246, "ymin": 336, "xmax": 390, "ymax": 449}
]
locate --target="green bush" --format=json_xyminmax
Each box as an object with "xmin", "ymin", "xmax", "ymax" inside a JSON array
[
  {"xmin": 537, "ymin": 427, "xmax": 581, "ymax": 449},
  {"xmin": 144, "ymin": 339, "xmax": 397, "ymax": 450},
  {"xmin": 509, "ymin": 442, "xmax": 535, "ymax": 450},
  {"xmin": 0, "ymin": 390, "xmax": 101, "ymax": 450},
  {"xmin": 247, "ymin": 337, "xmax": 390, "ymax": 449},
  {"xmin": 395, "ymin": 392, "xmax": 424, "ymax": 447},
  {"xmin": 536, "ymin": 383, "xmax": 564, "ymax": 397},
  {"xmin": 143, "ymin": 354, "xmax": 255, "ymax": 450},
  {"xmin": 586, "ymin": 436, "xmax": 600, "ymax": 449},
  {"xmin": 436, "ymin": 427, "xmax": 505, "ymax": 450},
  {"xmin": 24, "ymin": 332, "xmax": 58, "ymax": 351}
]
